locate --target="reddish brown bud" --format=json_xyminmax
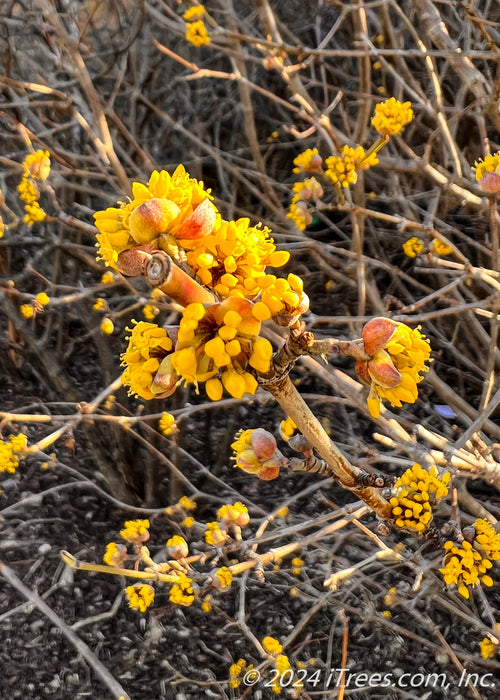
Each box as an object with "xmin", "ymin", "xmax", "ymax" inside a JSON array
[
  {"xmin": 257, "ymin": 466, "xmax": 280, "ymax": 480},
  {"xmin": 250, "ymin": 428, "xmax": 277, "ymax": 461},
  {"xmin": 367, "ymin": 351, "xmax": 401, "ymax": 388},
  {"xmin": 174, "ymin": 199, "xmax": 217, "ymax": 240},
  {"xmin": 478, "ymin": 171, "xmax": 500, "ymax": 194},
  {"xmin": 354, "ymin": 360, "xmax": 371, "ymax": 386},
  {"xmin": 362, "ymin": 317, "xmax": 398, "ymax": 356}
]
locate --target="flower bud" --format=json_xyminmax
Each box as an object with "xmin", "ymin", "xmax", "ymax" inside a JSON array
[
  {"xmin": 354, "ymin": 359, "xmax": 371, "ymax": 386},
  {"xmin": 250, "ymin": 428, "xmax": 277, "ymax": 461},
  {"xmin": 362, "ymin": 317, "xmax": 398, "ymax": 356},
  {"xmin": 173, "ymin": 199, "xmax": 216, "ymax": 239},
  {"xmin": 367, "ymin": 350, "xmax": 401, "ymax": 388},
  {"xmin": 129, "ymin": 198, "xmax": 181, "ymax": 244},
  {"xmin": 258, "ymin": 465, "xmax": 280, "ymax": 480},
  {"xmin": 166, "ymin": 535, "xmax": 189, "ymax": 559},
  {"xmin": 477, "ymin": 171, "xmax": 500, "ymax": 194},
  {"xmin": 151, "ymin": 355, "xmax": 179, "ymax": 398},
  {"xmin": 236, "ymin": 448, "xmax": 263, "ymax": 474}
]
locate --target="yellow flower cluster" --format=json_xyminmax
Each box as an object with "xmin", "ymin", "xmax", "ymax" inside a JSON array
[
  {"xmin": 119, "ymin": 519, "xmax": 150, "ymax": 544},
  {"xmin": 159, "ymin": 412, "xmax": 176, "ymax": 435},
  {"xmin": 125, "ymin": 584, "xmax": 155, "ymax": 612},
  {"xmin": 263, "ymin": 636, "xmax": 283, "ymax": 654},
  {"xmin": 166, "ymin": 534, "xmax": 189, "ymax": 559},
  {"xmin": 231, "ymin": 428, "xmax": 281, "ymax": 480},
  {"xmin": 121, "ymin": 321, "xmax": 174, "ymax": 400},
  {"xmin": 291, "ymin": 557, "xmax": 304, "ymax": 576},
  {"xmin": 170, "ymin": 298, "xmax": 273, "ymax": 400},
  {"xmin": 169, "ymin": 572, "xmax": 195, "ymax": 606},
  {"xmin": 213, "ymin": 566, "xmax": 232, "ymax": 589},
  {"xmin": 185, "ymin": 217, "xmax": 289, "ymax": 298},
  {"xmin": 205, "ymin": 520, "xmax": 229, "ymax": 546},
  {"xmin": 19, "ymin": 151, "xmax": 50, "ymax": 226},
  {"xmin": 389, "ymin": 464, "xmax": 450, "ymax": 531},
  {"xmin": 402, "ymin": 237, "xmax": 423, "ymax": 258},
  {"xmin": 0, "ymin": 433, "xmax": 28, "ymax": 474},
  {"xmin": 272, "ymin": 655, "xmax": 294, "ymax": 694},
  {"xmin": 259, "ymin": 273, "xmax": 309, "ymax": 325},
  {"xmin": 183, "ymin": 5, "xmax": 205, "ymax": 21},
  {"xmin": 371, "ymin": 97, "xmax": 414, "ymax": 136},
  {"xmin": 356, "ymin": 318, "xmax": 431, "ymax": 418},
  {"xmin": 94, "ymin": 165, "xmax": 215, "ymax": 269},
  {"xmin": 229, "ymin": 658, "xmax": 249, "ymax": 689},
  {"xmin": 23, "ymin": 202, "xmax": 46, "ymax": 226},
  {"xmin": 103, "ymin": 542, "xmax": 127, "ymax": 567},
  {"xmin": 292, "ymin": 148, "xmax": 322, "ymax": 174},
  {"xmin": 432, "ymin": 239, "xmax": 452, "ymax": 256},
  {"xmin": 185, "ymin": 20, "xmax": 210, "ymax": 46},
  {"xmin": 440, "ymin": 541, "xmax": 493, "ymax": 600},
  {"xmin": 205, "ymin": 501, "xmax": 249, "ymax": 544},
  {"xmin": 286, "ymin": 178, "xmax": 324, "ymax": 231},
  {"xmin": 280, "ymin": 416, "xmax": 298, "ymax": 441},
  {"xmin": 217, "ymin": 501, "xmax": 249, "ymax": 527},
  {"xmin": 473, "ymin": 151, "xmax": 500, "ymax": 181},
  {"xmin": 325, "ymin": 146, "xmax": 378, "ymax": 188},
  {"xmin": 23, "ymin": 150, "xmax": 51, "ymax": 181},
  {"xmin": 474, "ymin": 518, "xmax": 500, "ymax": 561},
  {"xmin": 479, "ymin": 624, "xmax": 500, "ymax": 659},
  {"xmin": 20, "ymin": 304, "xmax": 34, "ymax": 319},
  {"xmin": 100, "ymin": 318, "xmax": 114, "ymax": 335}
]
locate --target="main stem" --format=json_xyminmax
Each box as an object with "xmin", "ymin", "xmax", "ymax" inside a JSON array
[{"xmin": 264, "ymin": 374, "xmax": 392, "ymax": 519}]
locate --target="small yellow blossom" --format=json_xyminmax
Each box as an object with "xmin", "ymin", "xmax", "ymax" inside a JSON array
[
  {"xmin": 35, "ymin": 292, "xmax": 50, "ymax": 306},
  {"xmin": 372, "ymin": 97, "xmax": 413, "ymax": 136},
  {"xmin": 101, "ymin": 271, "xmax": 115, "ymax": 284},
  {"xmin": 473, "ymin": 151, "xmax": 500, "ymax": 181},
  {"xmin": 217, "ymin": 502, "xmax": 249, "ymax": 527},
  {"xmin": 325, "ymin": 145, "xmax": 378, "ymax": 188},
  {"xmin": 17, "ymin": 177, "xmax": 39, "ymax": 204},
  {"xmin": 23, "ymin": 150, "xmax": 51, "ymax": 181},
  {"xmin": 100, "ymin": 318, "xmax": 114, "ymax": 335},
  {"xmin": 183, "ymin": 5, "xmax": 205, "ymax": 21},
  {"xmin": 205, "ymin": 521, "xmax": 228, "ymax": 546},
  {"xmin": 389, "ymin": 464, "xmax": 450, "ymax": 532},
  {"xmin": 166, "ymin": 534, "xmax": 189, "ymax": 559},
  {"xmin": 24, "ymin": 202, "xmax": 46, "ymax": 225},
  {"xmin": 103, "ymin": 542, "xmax": 127, "ymax": 567},
  {"xmin": 142, "ymin": 303, "xmax": 157, "ymax": 320},
  {"xmin": 432, "ymin": 239, "xmax": 452, "ymax": 256},
  {"xmin": 292, "ymin": 148, "xmax": 322, "ymax": 174},
  {"xmin": 231, "ymin": 428, "xmax": 281, "ymax": 481},
  {"xmin": 201, "ymin": 595, "xmax": 212, "ymax": 613},
  {"xmin": 159, "ymin": 412, "xmax": 176, "ymax": 435},
  {"xmin": 125, "ymin": 584, "xmax": 154, "ymax": 612},
  {"xmin": 93, "ymin": 297, "xmax": 106, "ymax": 311},
  {"xmin": 402, "ymin": 237, "xmax": 423, "ymax": 258},
  {"xmin": 20, "ymin": 304, "xmax": 34, "ymax": 319},
  {"xmin": 179, "ymin": 495, "xmax": 197, "ymax": 511},
  {"xmin": 169, "ymin": 572, "xmax": 195, "ymax": 606},
  {"xmin": 214, "ymin": 566, "xmax": 232, "ymax": 589},
  {"xmin": 479, "ymin": 624, "xmax": 500, "ymax": 659},
  {"xmin": 273, "ymin": 654, "xmax": 294, "ymax": 694},
  {"xmin": 0, "ymin": 434, "xmax": 28, "ymax": 474},
  {"xmin": 262, "ymin": 636, "xmax": 283, "ymax": 654},
  {"xmin": 121, "ymin": 321, "xmax": 175, "ymax": 400},
  {"xmin": 229, "ymin": 659, "xmax": 247, "ymax": 689},
  {"xmin": 280, "ymin": 417, "xmax": 298, "ymax": 441},
  {"xmin": 381, "ymin": 610, "xmax": 392, "ymax": 618},
  {"xmin": 120, "ymin": 519, "xmax": 150, "ymax": 544},
  {"xmin": 185, "ymin": 20, "xmax": 210, "ymax": 46},
  {"xmin": 291, "ymin": 557, "xmax": 304, "ymax": 576},
  {"xmin": 276, "ymin": 506, "xmax": 289, "ymax": 518},
  {"xmin": 183, "ymin": 516, "xmax": 195, "ymax": 528}
]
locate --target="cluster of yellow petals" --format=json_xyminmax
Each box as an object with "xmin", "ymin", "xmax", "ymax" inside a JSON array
[
  {"xmin": 440, "ymin": 535, "xmax": 495, "ymax": 600},
  {"xmin": 432, "ymin": 239, "xmax": 452, "ymax": 256},
  {"xmin": 231, "ymin": 428, "xmax": 281, "ymax": 480},
  {"xmin": 94, "ymin": 165, "xmax": 215, "ymax": 269},
  {"xmin": 186, "ymin": 217, "xmax": 289, "ymax": 298},
  {"xmin": 280, "ymin": 417, "xmax": 298, "ymax": 441},
  {"xmin": 0, "ymin": 433, "xmax": 28, "ymax": 474},
  {"xmin": 205, "ymin": 520, "xmax": 229, "ymax": 546},
  {"xmin": 286, "ymin": 177, "xmax": 323, "ymax": 231},
  {"xmin": 205, "ymin": 501, "xmax": 249, "ymax": 544},
  {"xmin": 159, "ymin": 412, "xmax": 176, "ymax": 435},
  {"xmin": 479, "ymin": 623, "xmax": 500, "ymax": 659},
  {"xmin": 185, "ymin": 19, "xmax": 210, "ymax": 46},
  {"xmin": 169, "ymin": 572, "xmax": 195, "ymax": 606},
  {"xmin": 170, "ymin": 298, "xmax": 273, "ymax": 400},
  {"xmin": 371, "ymin": 97, "xmax": 414, "ymax": 136},
  {"xmin": 125, "ymin": 584, "xmax": 155, "ymax": 612},
  {"xmin": 23, "ymin": 150, "xmax": 51, "ymax": 181},
  {"xmin": 217, "ymin": 501, "xmax": 249, "ymax": 527},
  {"xmin": 183, "ymin": 5, "xmax": 205, "ymax": 21},
  {"xmin": 389, "ymin": 464, "xmax": 450, "ymax": 532},
  {"xmin": 402, "ymin": 237, "xmax": 423, "ymax": 258},
  {"xmin": 325, "ymin": 146, "xmax": 378, "ymax": 188},
  {"xmin": 214, "ymin": 566, "xmax": 233, "ymax": 589},
  {"xmin": 103, "ymin": 542, "xmax": 127, "ymax": 567},
  {"xmin": 121, "ymin": 321, "xmax": 174, "ymax": 400},
  {"xmin": 292, "ymin": 148, "xmax": 323, "ymax": 174},
  {"xmin": 119, "ymin": 519, "xmax": 150, "ymax": 544},
  {"xmin": 19, "ymin": 151, "xmax": 50, "ymax": 226},
  {"xmin": 473, "ymin": 151, "xmax": 500, "ymax": 181},
  {"xmin": 229, "ymin": 659, "xmax": 249, "ymax": 688},
  {"xmin": 259, "ymin": 273, "xmax": 309, "ymax": 324},
  {"xmin": 357, "ymin": 319, "xmax": 431, "ymax": 418},
  {"xmin": 263, "ymin": 636, "xmax": 283, "ymax": 654}
]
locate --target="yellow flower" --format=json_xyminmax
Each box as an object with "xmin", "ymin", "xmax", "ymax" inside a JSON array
[
  {"xmin": 36, "ymin": 292, "xmax": 50, "ymax": 306},
  {"xmin": 272, "ymin": 654, "xmax": 294, "ymax": 693},
  {"xmin": 217, "ymin": 502, "xmax": 249, "ymax": 527},
  {"xmin": 121, "ymin": 321, "xmax": 175, "ymax": 400},
  {"xmin": 325, "ymin": 145, "xmax": 378, "ymax": 188},
  {"xmin": 93, "ymin": 297, "xmax": 106, "ymax": 311},
  {"xmin": 17, "ymin": 177, "xmax": 39, "ymax": 204},
  {"xmin": 179, "ymin": 495, "xmax": 197, "ymax": 511},
  {"xmin": 169, "ymin": 572, "xmax": 195, "ymax": 606},
  {"xmin": 432, "ymin": 239, "xmax": 452, "ymax": 256},
  {"xmin": 94, "ymin": 165, "xmax": 216, "ymax": 270},
  {"xmin": 286, "ymin": 200, "xmax": 312, "ymax": 231},
  {"xmin": 0, "ymin": 434, "xmax": 28, "ymax": 474},
  {"xmin": 371, "ymin": 97, "xmax": 413, "ymax": 136},
  {"xmin": 389, "ymin": 464, "xmax": 450, "ymax": 532},
  {"xmin": 20, "ymin": 304, "xmax": 34, "ymax": 319},
  {"xmin": 402, "ymin": 237, "xmax": 423, "ymax": 258},
  {"xmin": 24, "ymin": 202, "xmax": 46, "ymax": 225},
  {"xmin": 183, "ymin": 516, "xmax": 195, "ymax": 528},
  {"xmin": 183, "ymin": 5, "xmax": 205, "ymax": 21},
  {"xmin": 473, "ymin": 519, "xmax": 500, "ymax": 561},
  {"xmin": 259, "ymin": 273, "xmax": 309, "ymax": 326},
  {"xmin": 125, "ymin": 584, "xmax": 154, "ymax": 612},
  {"xmin": 291, "ymin": 557, "xmax": 304, "ymax": 576},
  {"xmin": 120, "ymin": 519, "xmax": 150, "ymax": 544},
  {"xmin": 159, "ymin": 412, "xmax": 176, "ymax": 435},
  {"xmin": 103, "ymin": 542, "xmax": 127, "ymax": 567},
  {"xmin": 101, "ymin": 271, "xmax": 115, "ymax": 284},
  {"xmin": 262, "ymin": 636, "xmax": 283, "ymax": 654},
  {"xmin": 229, "ymin": 659, "xmax": 247, "ymax": 689},
  {"xmin": 280, "ymin": 417, "xmax": 298, "ymax": 441},
  {"xmin": 166, "ymin": 535, "xmax": 189, "ymax": 559},
  {"xmin": 474, "ymin": 151, "xmax": 500, "ymax": 181},
  {"xmin": 231, "ymin": 428, "xmax": 281, "ymax": 481},
  {"xmin": 100, "ymin": 318, "xmax": 114, "ymax": 335},
  {"xmin": 214, "ymin": 566, "xmax": 232, "ymax": 589},
  {"xmin": 185, "ymin": 20, "xmax": 210, "ymax": 46},
  {"xmin": 170, "ymin": 297, "xmax": 273, "ymax": 400},
  {"xmin": 440, "ymin": 539, "xmax": 494, "ymax": 599},
  {"xmin": 292, "ymin": 148, "xmax": 323, "ymax": 173},
  {"xmin": 185, "ymin": 217, "xmax": 289, "ymax": 299},
  {"xmin": 479, "ymin": 624, "xmax": 500, "ymax": 659},
  {"xmin": 201, "ymin": 596, "xmax": 212, "ymax": 613},
  {"xmin": 356, "ymin": 318, "xmax": 431, "ymax": 418},
  {"xmin": 142, "ymin": 303, "xmax": 157, "ymax": 320},
  {"xmin": 205, "ymin": 521, "xmax": 228, "ymax": 546},
  {"xmin": 23, "ymin": 150, "xmax": 51, "ymax": 181}
]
